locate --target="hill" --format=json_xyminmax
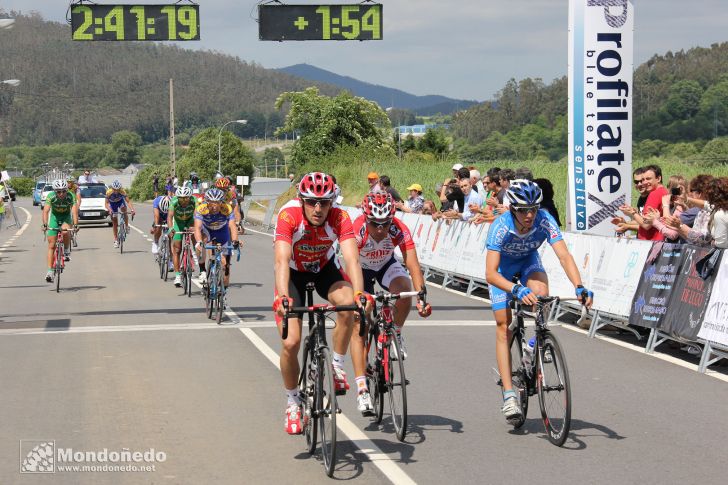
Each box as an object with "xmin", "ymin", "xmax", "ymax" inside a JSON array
[
  {"xmin": 0, "ymin": 14, "xmax": 340, "ymax": 145},
  {"xmin": 278, "ymin": 63, "xmax": 478, "ymax": 115}
]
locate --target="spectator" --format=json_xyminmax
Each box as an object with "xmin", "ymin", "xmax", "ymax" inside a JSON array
[
  {"xmin": 498, "ymin": 168, "xmax": 515, "ymax": 207},
  {"xmin": 439, "ymin": 178, "xmax": 463, "ymax": 212},
  {"xmin": 451, "ymin": 163, "xmax": 464, "ymax": 178},
  {"xmin": 422, "ymin": 200, "xmax": 437, "ymax": 216},
  {"xmin": 662, "ymin": 174, "xmax": 715, "ymax": 246},
  {"xmin": 78, "ymin": 170, "xmax": 96, "ymax": 184},
  {"xmin": 706, "ymin": 177, "xmax": 728, "ymax": 249},
  {"xmin": 153, "ymin": 174, "xmax": 160, "ymax": 198},
  {"xmin": 456, "ymin": 176, "xmax": 483, "ymax": 221},
  {"xmin": 619, "ymin": 164, "xmax": 669, "ymax": 241},
  {"xmin": 165, "ymin": 175, "xmax": 175, "ymax": 197},
  {"xmin": 379, "ymin": 175, "xmax": 403, "ymax": 202},
  {"xmin": 514, "ymin": 167, "xmax": 534, "ymax": 181},
  {"xmin": 397, "ymin": 183, "xmax": 425, "ymax": 213},
  {"xmin": 661, "ymin": 175, "xmax": 687, "ymax": 217},
  {"xmin": 173, "ymin": 174, "xmax": 179, "ymax": 187},
  {"xmin": 0, "ymin": 188, "xmax": 5, "ymax": 229},
  {"xmin": 534, "ymin": 178, "xmax": 562, "ymax": 227},
  {"xmin": 470, "ymin": 168, "xmax": 485, "ymax": 194},
  {"xmin": 367, "ymin": 172, "xmax": 381, "ymax": 192},
  {"xmin": 612, "ymin": 167, "xmax": 647, "ymax": 236}
]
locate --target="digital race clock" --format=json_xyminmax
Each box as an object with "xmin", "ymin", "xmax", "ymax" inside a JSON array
[
  {"xmin": 71, "ymin": 3, "xmax": 200, "ymax": 41},
  {"xmin": 259, "ymin": 4, "xmax": 382, "ymax": 41}
]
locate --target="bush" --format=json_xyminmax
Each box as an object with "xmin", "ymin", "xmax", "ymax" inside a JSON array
[
  {"xmin": 129, "ymin": 164, "xmax": 171, "ymax": 201},
  {"xmin": 7, "ymin": 177, "xmax": 34, "ymax": 196}
]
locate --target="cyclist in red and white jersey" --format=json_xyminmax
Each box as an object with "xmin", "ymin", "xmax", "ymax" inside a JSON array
[
  {"xmin": 273, "ymin": 172, "xmax": 368, "ymax": 435},
  {"xmin": 350, "ymin": 192, "xmax": 432, "ymax": 415}
]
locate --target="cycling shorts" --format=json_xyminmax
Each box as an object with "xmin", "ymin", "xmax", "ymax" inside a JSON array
[
  {"xmin": 488, "ymin": 251, "xmax": 545, "ymax": 312},
  {"xmin": 172, "ymin": 219, "xmax": 194, "ymax": 242},
  {"xmin": 109, "ymin": 200, "xmax": 127, "ymax": 213},
  {"xmin": 275, "ymin": 259, "xmax": 350, "ymax": 323},
  {"xmin": 201, "ymin": 226, "xmax": 231, "ymax": 255},
  {"xmin": 362, "ymin": 257, "xmax": 409, "ymax": 294},
  {"xmin": 47, "ymin": 213, "xmax": 73, "ymax": 237}
]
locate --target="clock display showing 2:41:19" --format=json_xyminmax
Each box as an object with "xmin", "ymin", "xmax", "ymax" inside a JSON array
[{"xmin": 71, "ymin": 4, "xmax": 200, "ymax": 41}]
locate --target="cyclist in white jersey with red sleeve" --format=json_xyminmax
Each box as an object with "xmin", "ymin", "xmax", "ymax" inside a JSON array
[
  {"xmin": 349, "ymin": 192, "xmax": 432, "ymax": 415},
  {"xmin": 273, "ymin": 172, "xmax": 368, "ymax": 435}
]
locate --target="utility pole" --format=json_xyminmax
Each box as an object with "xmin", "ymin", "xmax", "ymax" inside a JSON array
[{"xmin": 169, "ymin": 78, "xmax": 176, "ymax": 177}]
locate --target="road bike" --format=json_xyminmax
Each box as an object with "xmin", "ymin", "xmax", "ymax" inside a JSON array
[
  {"xmin": 49, "ymin": 227, "xmax": 73, "ymax": 293},
  {"xmin": 365, "ymin": 289, "xmax": 425, "ymax": 441},
  {"xmin": 178, "ymin": 229, "xmax": 196, "ymax": 297},
  {"xmin": 202, "ymin": 243, "xmax": 240, "ymax": 324},
  {"xmin": 69, "ymin": 226, "xmax": 78, "ymax": 252},
  {"xmin": 154, "ymin": 224, "xmax": 171, "ymax": 281},
  {"xmin": 114, "ymin": 211, "xmax": 132, "ymax": 254},
  {"xmin": 281, "ymin": 283, "xmax": 366, "ymax": 478},
  {"xmin": 494, "ymin": 293, "xmax": 572, "ymax": 447}
]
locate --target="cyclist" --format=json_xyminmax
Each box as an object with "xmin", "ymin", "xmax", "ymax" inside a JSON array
[
  {"xmin": 193, "ymin": 188, "xmax": 240, "ymax": 292},
  {"xmin": 67, "ymin": 176, "xmax": 81, "ymax": 208},
  {"xmin": 214, "ymin": 176, "xmax": 243, "ymax": 230},
  {"xmin": 151, "ymin": 194, "xmax": 170, "ymax": 256},
  {"xmin": 42, "ymin": 179, "xmax": 78, "ymax": 282},
  {"xmin": 485, "ymin": 179, "xmax": 593, "ymax": 423},
  {"xmin": 168, "ymin": 186, "xmax": 198, "ymax": 287},
  {"xmin": 272, "ymin": 172, "xmax": 367, "ymax": 435},
  {"xmin": 105, "ymin": 180, "xmax": 135, "ymax": 248},
  {"xmin": 350, "ymin": 191, "xmax": 432, "ymax": 415}
]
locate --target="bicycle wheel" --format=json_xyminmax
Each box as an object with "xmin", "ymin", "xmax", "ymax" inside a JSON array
[
  {"xmin": 506, "ymin": 331, "xmax": 528, "ymax": 428},
  {"xmin": 161, "ymin": 243, "xmax": 169, "ymax": 281},
  {"xmin": 55, "ymin": 244, "xmax": 62, "ymax": 293},
  {"xmin": 318, "ymin": 347, "xmax": 338, "ymax": 477},
  {"xmin": 300, "ymin": 339, "xmax": 317, "ymax": 454},
  {"xmin": 537, "ymin": 332, "xmax": 571, "ymax": 446},
  {"xmin": 386, "ymin": 329, "xmax": 408, "ymax": 441},
  {"xmin": 205, "ymin": 265, "xmax": 215, "ymax": 319},
  {"xmin": 215, "ymin": 267, "xmax": 225, "ymax": 324},
  {"xmin": 185, "ymin": 248, "xmax": 194, "ymax": 297},
  {"xmin": 366, "ymin": 332, "xmax": 385, "ymax": 424}
]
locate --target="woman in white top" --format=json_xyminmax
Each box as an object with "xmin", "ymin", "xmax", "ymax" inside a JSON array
[{"xmin": 707, "ymin": 177, "xmax": 728, "ymax": 249}]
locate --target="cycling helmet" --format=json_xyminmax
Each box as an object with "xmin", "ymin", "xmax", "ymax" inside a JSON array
[
  {"xmin": 111, "ymin": 180, "xmax": 123, "ymax": 190},
  {"xmin": 362, "ymin": 191, "xmax": 395, "ymax": 221},
  {"xmin": 215, "ymin": 177, "xmax": 231, "ymax": 189},
  {"xmin": 159, "ymin": 196, "xmax": 170, "ymax": 213},
  {"xmin": 298, "ymin": 172, "xmax": 336, "ymax": 200},
  {"xmin": 176, "ymin": 186, "xmax": 192, "ymax": 197},
  {"xmin": 52, "ymin": 179, "xmax": 68, "ymax": 191},
  {"xmin": 506, "ymin": 179, "xmax": 543, "ymax": 207},
  {"xmin": 205, "ymin": 187, "xmax": 225, "ymax": 202}
]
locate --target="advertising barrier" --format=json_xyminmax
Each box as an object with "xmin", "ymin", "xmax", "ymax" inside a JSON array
[
  {"xmin": 629, "ymin": 243, "xmax": 684, "ymax": 329},
  {"xmin": 697, "ymin": 253, "xmax": 728, "ymax": 347}
]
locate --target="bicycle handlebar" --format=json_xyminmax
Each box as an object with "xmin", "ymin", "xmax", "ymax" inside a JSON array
[
  {"xmin": 281, "ymin": 298, "xmax": 367, "ymax": 340},
  {"xmin": 508, "ymin": 295, "xmax": 559, "ymax": 331},
  {"xmin": 374, "ymin": 289, "xmax": 426, "ymax": 303},
  {"xmin": 203, "ymin": 243, "xmax": 241, "ymax": 262}
]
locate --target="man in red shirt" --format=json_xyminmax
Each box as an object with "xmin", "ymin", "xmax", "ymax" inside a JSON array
[
  {"xmin": 273, "ymin": 172, "xmax": 367, "ymax": 435},
  {"xmin": 350, "ymin": 192, "xmax": 432, "ymax": 415},
  {"xmin": 620, "ymin": 164, "xmax": 669, "ymax": 241}
]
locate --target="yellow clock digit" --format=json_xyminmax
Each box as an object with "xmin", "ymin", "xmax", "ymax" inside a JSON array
[
  {"xmin": 130, "ymin": 6, "xmax": 146, "ymax": 40},
  {"xmin": 316, "ymin": 6, "xmax": 331, "ymax": 40},
  {"xmin": 105, "ymin": 6, "xmax": 125, "ymax": 40},
  {"xmin": 177, "ymin": 6, "xmax": 198, "ymax": 40},
  {"xmin": 361, "ymin": 6, "xmax": 381, "ymax": 40},
  {"xmin": 72, "ymin": 5, "xmax": 93, "ymax": 40},
  {"xmin": 341, "ymin": 6, "xmax": 360, "ymax": 40},
  {"xmin": 161, "ymin": 6, "xmax": 177, "ymax": 40}
]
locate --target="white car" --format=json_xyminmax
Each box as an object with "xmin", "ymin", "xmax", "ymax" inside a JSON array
[
  {"xmin": 39, "ymin": 184, "xmax": 54, "ymax": 208},
  {"xmin": 78, "ymin": 183, "xmax": 112, "ymax": 226}
]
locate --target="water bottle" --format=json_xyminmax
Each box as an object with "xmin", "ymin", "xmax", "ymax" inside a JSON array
[{"xmin": 523, "ymin": 337, "xmax": 535, "ymax": 368}]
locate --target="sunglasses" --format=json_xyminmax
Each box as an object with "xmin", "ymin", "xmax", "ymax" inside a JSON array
[
  {"xmin": 633, "ymin": 179, "xmax": 643, "ymax": 186},
  {"xmin": 512, "ymin": 206, "xmax": 539, "ymax": 214},
  {"xmin": 302, "ymin": 198, "xmax": 332, "ymax": 208},
  {"xmin": 368, "ymin": 219, "xmax": 391, "ymax": 228},
  {"xmin": 55, "ymin": 190, "xmax": 67, "ymax": 194}
]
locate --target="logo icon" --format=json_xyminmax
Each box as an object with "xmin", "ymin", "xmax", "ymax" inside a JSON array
[{"xmin": 20, "ymin": 440, "xmax": 55, "ymax": 473}]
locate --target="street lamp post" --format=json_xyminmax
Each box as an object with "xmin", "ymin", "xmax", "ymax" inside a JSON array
[{"xmin": 218, "ymin": 119, "xmax": 247, "ymax": 175}]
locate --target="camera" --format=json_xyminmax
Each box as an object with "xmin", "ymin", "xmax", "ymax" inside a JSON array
[{"xmin": 670, "ymin": 187, "xmax": 681, "ymax": 196}]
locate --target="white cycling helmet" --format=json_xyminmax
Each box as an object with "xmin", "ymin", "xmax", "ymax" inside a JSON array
[
  {"xmin": 159, "ymin": 196, "xmax": 170, "ymax": 212},
  {"xmin": 176, "ymin": 186, "xmax": 192, "ymax": 197},
  {"xmin": 111, "ymin": 180, "xmax": 123, "ymax": 190},
  {"xmin": 52, "ymin": 179, "xmax": 68, "ymax": 191}
]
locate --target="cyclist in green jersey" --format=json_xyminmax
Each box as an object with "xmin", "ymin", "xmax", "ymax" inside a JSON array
[
  {"xmin": 42, "ymin": 179, "xmax": 78, "ymax": 282},
  {"xmin": 167, "ymin": 186, "xmax": 198, "ymax": 287}
]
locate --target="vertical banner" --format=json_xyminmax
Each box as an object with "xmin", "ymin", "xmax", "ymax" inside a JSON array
[{"xmin": 568, "ymin": 0, "xmax": 634, "ymax": 234}]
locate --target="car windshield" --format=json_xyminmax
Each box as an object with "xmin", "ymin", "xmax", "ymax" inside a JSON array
[
  {"xmin": 36, "ymin": 182, "xmax": 45, "ymax": 189},
  {"xmin": 80, "ymin": 185, "xmax": 107, "ymax": 198},
  {"xmin": 43, "ymin": 185, "xmax": 53, "ymax": 192}
]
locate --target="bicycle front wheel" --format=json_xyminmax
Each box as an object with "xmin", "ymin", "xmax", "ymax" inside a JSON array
[
  {"xmin": 205, "ymin": 267, "xmax": 215, "ymax": 319},
  {"xmin": 185, "ymin": 249, "xmax": 194, "ymax": 297},
  {"xmin": 317, "ymin": 348, "xmax": 338, "ymax": 477},
  {"xmin": 386, "ymin": 330, "xmax": 408, "ymax": 441},
  {"xmin": 507, "ymin": 331, "xmax": 528, "ymax": 428},
  {"xmin": 366, "ymin": 332, "xmax": 385, "ymax": 424},
  {"xmin": 537, "ymin": 332, "xmax": 571, "ymax": 446},
  {"xmin": 215, "ymin": 269, "xmax": 225, "ymax": 324},
  {"xmin": 300, "ymin": 340, "xmax": 317, "ymax": 454}
]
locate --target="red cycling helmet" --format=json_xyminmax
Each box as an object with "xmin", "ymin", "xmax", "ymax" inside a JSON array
[
  {"xmin": 362, "ymin": 191, "xmax": 395, "ymax": 221},
  {"xmin": 298, "ymin": 172, "xmax": 336, "ymax": 200},
  {"xmin": 215, "ymin": 177, "xmax": 231, "ymax": 189}
]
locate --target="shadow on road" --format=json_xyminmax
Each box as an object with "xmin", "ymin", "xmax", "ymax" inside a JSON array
[
  {"xmin": 365, "ymin": 414, "xmax": 464, "ymax": 445},
  {"xmin": 71, "ymin": 247, "xmax": 99, "ymax": 252},
  {"xmin": 57, "ymin": 285, "xmax": 106, "ymax": 292},
  {"xmin": 0, "ymin": 284, "xmax": 48, "ymax": 289},
  {"xmin": 46, "ymin": 318, "xmax": 71, "ymax": 330},
  {"xmin": 227, "ymin": 282, "xmax": 263, "ymax": 288},
  {"xmin": 506, "ymin": 417, "xmax": 626, "ymax": 451}
]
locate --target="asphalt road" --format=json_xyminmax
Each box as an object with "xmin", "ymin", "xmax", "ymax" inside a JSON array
[{"xmin": 1, "ymin": 198, "xmax": 727, "ymax": 484}]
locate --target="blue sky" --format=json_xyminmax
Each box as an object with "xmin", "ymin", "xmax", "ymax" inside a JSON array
[{"xmin": 2, "ymin": 1, "xmax": 727, "ymax": 101}]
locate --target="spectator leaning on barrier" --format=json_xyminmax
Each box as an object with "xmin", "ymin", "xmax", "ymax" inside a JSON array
[
  {"xmin": 706, "ymin": 177, "xmax": 728, "ymax": 249},
  {"xmin": 439, "ymin": 177, "xmax": 464, "ymax": 213},
  {"xmin": 397, "ymin": 184, "xmax": 425, "ymax": 214},
  {"xmin": 534, "ymin": 178, "xmax": 562, "ymax": 227},
  {"xmin": 498, "ymin": 168, "xmax": 515, "ymax": 208},
  {"xmin": 612, "ymin": 167, "xmax": 647, "ymax": 236},
  {"xmin": 470, "ymin": 168, "xmax": 485, "ymax": 194},
  {"xmin": 514, "ymin": 167, "xmax": 534, "ymax": 181},
  {"xmin": 661, "ymin": 174, "xmax": 715, "ymax": 246},
  {"xmin": 620, "ymin": 164, "xmax": 669, "ymax": 241},
  {"xmin": 452, "ymin": 163, "xmax": 464, "ymax": 179},
  {"xmin": 457, "ymin": 175, "xmax": 483, "ymax": 222},
  {"xmin": 422, "ymin": 200, "xmax": 437, "ymax": 216},
  {"xmin": 379, "ymin": 175, "xmax": 403, "ymax": 203}
]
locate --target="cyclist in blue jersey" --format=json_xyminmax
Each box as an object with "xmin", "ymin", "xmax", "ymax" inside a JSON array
[
  {"xmin": 193, "ymin": 188, "xmax": 240, "ymax": 290},
  {"xmin": 485, "ymin": 179, "xmax": 593, "ymax": 423},
  {"xmin": 151, "ymin": 195, "xmax": 170, "ymax": 256}
]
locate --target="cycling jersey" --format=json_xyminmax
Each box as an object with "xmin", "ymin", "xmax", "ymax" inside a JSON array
[
  {"xmin": 152, "ymin": 196, "xmax": 169, "ymax": 222},
  {"xmin": 106, "ymin": 188, "xmax": 127, "ymax": 204},
  {"xmin": 194, "ymin": 202, "xmax": 233, "ymax": 231},
  {"xmin": 352, "ymin": 214, "xmax": 415, "ymax": 271},
  {"xmin": 274, "ymin": 199, "xmax": 354, "ymax": 273},
  {"xmin": 169, "ymin": 197, "xmax": 197, "ymax": 241},
  {"xmin": 46, "ymin": 192, "xmax": 76, "ymax": 216},
  {"xmin": 486, "ymin": 209, "xmax": 562, "ymax": 258}
]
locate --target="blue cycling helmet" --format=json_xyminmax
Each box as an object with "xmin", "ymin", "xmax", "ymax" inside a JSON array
[
  {"xmin": 205, "ymin": 187, "xmax": 225, "ymax": 202},
  {"xmin": 506, "ymin": 179, "xmax": 543, "ymax": 207}
]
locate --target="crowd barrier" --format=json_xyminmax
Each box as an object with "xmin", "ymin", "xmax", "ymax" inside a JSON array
[{"xmin": 339, "ymin": 206, "xmax": 728, "ymax": 374}]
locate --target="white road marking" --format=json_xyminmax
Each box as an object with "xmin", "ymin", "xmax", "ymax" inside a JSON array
[
  {"xmin": 560, "ymin": 325, "xmax": 728, "ymax": 383},
  {"xmin": 0, "ymin": 206, "xmax": 32, "ymax": 254},
  {"xmin": 0, "ymin": 322, "xmax": 224, "ymax": 336}
]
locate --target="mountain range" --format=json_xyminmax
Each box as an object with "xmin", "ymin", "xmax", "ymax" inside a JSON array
[{"xmin": 278, "ymin": 64, "xmax": 478, "ymax": 116}]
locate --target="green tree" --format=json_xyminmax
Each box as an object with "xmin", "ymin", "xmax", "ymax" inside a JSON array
[
  {"xmin": 176, "ymin": 128, "xmax": 255, "ymax": 190},
  {"xmin": 417, "ymin": 128, "xmax": 449, "ymax": 156},
  {"xmin": 699, "ymin": 80, "xmax": 728, "ymax": 136},
  {"xmin": 275, "ymin": 87, "xmax": 391, "ymax": 165},
  {"xmin": 700, "ymin": 136, "xmax": 728, "ymax": 163},
  {"xmin": 665, "ymin": 80, "xmax": 703, "ymax": 119},
  {"xmin": 106, "ymin": 130, "xmax": 142, "ymax": 168},
  {"xmin": 401, "ymin": 134, "xmax": 417, "ymax": 153}
]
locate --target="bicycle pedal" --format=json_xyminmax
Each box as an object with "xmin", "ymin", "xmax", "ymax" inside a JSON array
[
  {"xmin": 404, "ymin": 379, "xmax": 410, "ymax": 385},
  {"xmin": 490, "ymin": 367, "xmax": 503, "ymax": 385}
]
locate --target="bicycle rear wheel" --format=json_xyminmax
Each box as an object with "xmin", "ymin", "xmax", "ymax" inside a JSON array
[
  {"xmin": 318, "ymin": 348, "xmax": 338, "ymax": 477},
  {"xmin": 507, "ymin": 331, "xmax": 528, "ymax": 428},
  {"xmin": 386, "ymin": 329, "xmax": 408, "ymax": 441},
  {"xmin": 537, "ymin": 332, "xmax": 571, "ymax": 446}
]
